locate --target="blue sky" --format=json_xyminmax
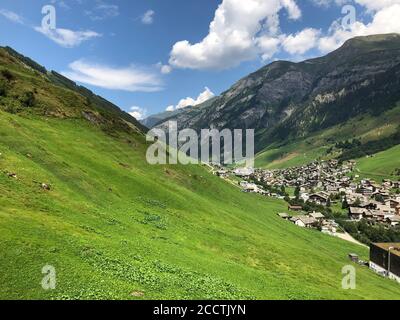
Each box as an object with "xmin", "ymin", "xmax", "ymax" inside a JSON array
[{"xmin": 1, "ymin": 0, "xmax": 400, "ymax": 120}]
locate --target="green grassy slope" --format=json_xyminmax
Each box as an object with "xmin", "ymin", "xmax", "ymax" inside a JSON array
[
  {"xmin": 354, "ymin": 145, "xmax": 400, "ymax": 181},
  {"xmin": 1, "ymin": 111, "xmax": 400, "ymax": 300},
  {"xmin": 255, "ymin": 105, "xmax": 400, "ymax": 170},
  {"xmin": 1, "ymin": 47, "xmax": 400, "ymax": 300}
]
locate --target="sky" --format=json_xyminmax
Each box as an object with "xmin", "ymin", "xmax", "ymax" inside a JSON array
[{"xmin": 1, "ymin": 0, "xmax": 400, "ymax": 120}]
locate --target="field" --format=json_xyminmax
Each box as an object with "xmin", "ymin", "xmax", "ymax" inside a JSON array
[
  {"xmin": 354, "ymin": 145, "xmax": 400, "ymax": 181},
  {"xmin": 1, "ymin": 111, "xmax": 400, "ymax": 300}
]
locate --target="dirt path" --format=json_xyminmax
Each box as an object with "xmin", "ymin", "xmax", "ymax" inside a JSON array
[{"xmin": 335, "ymin": 232, "xmax": 368, "ymax": 247}]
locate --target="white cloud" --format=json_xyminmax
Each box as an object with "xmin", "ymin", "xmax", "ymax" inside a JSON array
[
  {"xmin": 141, "ymin": 10, "xmax": 155, "ymax": 25},
  {"xmin": 35, "ymin": 26, "xmax": 101, "ymax": 48},
  {"xmin": 355, "ymin": 0, "xmax": 400, "ymax": 12},
  {"xmin": 156, "ymin": 62, "xmax": 172, "ymax": 74},
  {"xmin": 283, "ymin": 28, "xmax": 321, "ymax": 55},
  {"xmin": 61, "ymin": 60, "xmax": 164, "ymax": 92},
  {"xmin": 168, "ymin": 0, "xmax": 302, "ymax": 70},
  {"xmin": 318, "ymin": 3, "xmax": 400, "ymax": 53},
  {"xmin": 129, "ymin": 106, "xmax": 147, "ymax": 120},
  {"xmin": 167, "ymin": 87, "xmax": 215, "ymax": 111},
  {"xmin": 0, "ymin": 9, "xmax": 24, "ymax": 24}
]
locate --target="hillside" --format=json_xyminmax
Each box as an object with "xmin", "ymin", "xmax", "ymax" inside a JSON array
[
  {"xmin": 1, "ymin": 47, "xmax": 400, "ymax": 300},
  {"xmin": 154, "ymin": 34, "xmax": 400, "ymax": 169},
  {"xmin": 354, "ymin": 145, "xmax": 400, "ymax": 181}
]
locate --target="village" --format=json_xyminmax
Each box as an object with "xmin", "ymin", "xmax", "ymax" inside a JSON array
[
  {"xmin": 212, "ymin": 160, "xmax": 400, "ymax": 283},
  {"xmin": 213, "ymin": 160, "xmax": 400, "ymax": 235}
]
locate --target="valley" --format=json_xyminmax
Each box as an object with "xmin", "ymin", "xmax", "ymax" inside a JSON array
[{"xmin": 1, "ymin": 36, "xmax": 400, "ymax": 300}]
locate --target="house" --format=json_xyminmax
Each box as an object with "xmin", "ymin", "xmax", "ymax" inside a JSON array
[
  {"xmin": 387, "ymin": 216, "xmax": 400, "ymax": 227},
  {"xmin": 308, "ymin": 193, "xmax": 329, "ymax": 205},
  {"xmin": 290, "ymin": 215, "xmax": 317, "ymax": 228},
  {"xmin": 277, "ymin": 213, "xmax": 291, "ymax": 220},
  {"xmin": 348, "ymin": 207, "xmax": 366, "ymax": 220},
  {"xmin": 234, "ymin": 167, "xmax": 254, "ymax": 177},
  {"xmin": 387, "ymin": 199, "xmax": 400, "ymax": 209},
  {"xmin": 309, "ymin": 211, "xmax": 325, "ymax": 220},
  {"xmin": 369, "ymin": 243, "xmax": 400, "ymax": 283},
  {"xmin": 288, "ymin": 205, "xmax": 302, "ymax": 211}
]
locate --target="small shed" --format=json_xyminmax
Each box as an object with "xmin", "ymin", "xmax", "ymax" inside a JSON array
[{"xmin": 348, "ymin": 253, "xmax": 359, "ymax": 263}]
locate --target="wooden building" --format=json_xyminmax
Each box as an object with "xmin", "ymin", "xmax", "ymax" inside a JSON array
[{"xmin": 369, "ymin": 243, "xmax": 400, "ymax": 283}]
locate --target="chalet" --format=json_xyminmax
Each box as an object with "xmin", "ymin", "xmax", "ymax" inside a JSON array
[
  {"xmin": 387, "ymin": 216, "xmax": 400, "ymax": 227},
  {"xmin": 277, "ymin": 213, "xmax": 291, "ymax": 220},
  {"xmin": 288, "ymin": 205, "xmax": 302, "ymax": 211},
  {"xmin": 387, "ymin": 199, "xmax": 400, "ymax": 209},
  {"xmin": 349, "ymin": 207, "xmax": 366, "ymax": 221},
  {"xmin": 309, "ymin": 211, "xmax": 325, "ymax": 220},
  {"xmin": 370, "ymin": 243, "xmax": 400, "ymax": 283},
  {"xmin": 234, "ymin": 168, "xmax": 254, "ymax": 177},
  {"xmin": 290, "ymin": 215, "xmax": 317, "ymax": 228},
  {"xmin": 308, "ymin": 193, "xmax": 329, "ymax": 206}
]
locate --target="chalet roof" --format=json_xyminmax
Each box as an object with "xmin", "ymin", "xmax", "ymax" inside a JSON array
[
  {"xmin": 349, "ymin": 207, "xmax": 366, "ymax": 215},
  {"xmin": 309, "ymin": 212, "xmax": 325, "ymax": 219},
  {"xmin": 296, "ymin": 215, "xmax": 317, "ymax": 225},
  {"xmin": 372, "ymin": 243, "xmax": 400, "ymax": 257}
]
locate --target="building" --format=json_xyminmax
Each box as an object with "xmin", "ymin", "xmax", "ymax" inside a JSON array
[
  {"xmin": 308, "ymin": 193, "xmax": 329, "ymax": 206},
  {"xmin": 369, "ymin": 243, "xmax": 400, "ymax": 283},
  {"xmin": 290, "ymin": 215, "xmax": 317, "ymax": 228},
  {"xmin": 234, "ymin": 167, "xmax": 254, "ymax": 177},
  {"xmin": 348, "ymin": 207, "xmax": 366, "ymax": 221},
  {"xmin": 288, "ymin": 205, "xmax": 302, "ymax": 211},
  {"xmin": 309, "ymin": 211, "xmax": 325, "ymax": 220},
  {"xmin": 277, "ymin": 213, "xmax": 291, "ymax": 220}
]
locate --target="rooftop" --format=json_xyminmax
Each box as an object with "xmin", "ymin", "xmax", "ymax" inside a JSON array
[{"xmin": 373, "ymin": 243, "xmax": 400, "ymax": 257}]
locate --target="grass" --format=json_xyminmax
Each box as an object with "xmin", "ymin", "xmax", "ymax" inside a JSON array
[
  {"xmin": 1, "ymin": 111, "xmax": 400, "ymax": 300},
  {"xmin": 354, "ymin": 145, "xmax": 400, "ymax": 181}
]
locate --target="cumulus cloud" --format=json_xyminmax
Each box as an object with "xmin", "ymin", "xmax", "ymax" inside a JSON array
[
  {"xmin": 0, "ymin": 9, "xmax": 24, "ymax": 24},
  {"xmin": 283, "ymin": 28, "xmax": 321, "ymax": 55},
  {"xmin": 61, "ymin": 60, "xmax": 164, "ymax": 92},
  {"xmin": 167, "ymin": 0, "xmax": 400, "ymax": 70},
  {"xmin": 141, "ymin": 10, "xmax": 155, "ymax": 25},
  {"xmin": 318, "ymin": 2, "xmax": 400, "ymax": 53},
  {"xmin": 156, "ymin": 62, "xmax": 172, "ymax": 74},
  {"xmin": 35, "ymin": 26, "xmax": 101, "ymax": 48},
  {"xmin": 129, "ymin": 106, "xmax": 147, "ymax": 120},
  {"xmin": 166, "ymin": 87, "xmax": 215, "ymax": 111},
  {"xmin": 168, "ymin": 0, "xmax": 302, "ymax": 70}
]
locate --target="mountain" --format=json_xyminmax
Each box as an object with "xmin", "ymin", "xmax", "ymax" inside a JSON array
[
  {"xmin": 1, "ymin": 46, "xmax": 400, "ymax": 300},
  {"xmin": 154, "ymin": 34, "xmax": 400, "ymax": 167},
  {"xmin": 1, "ymin": 46, "xmax": 147, "ymax": 133},
  {"xmin": 141, "ymin": 97, "xmax": 218, "ymax": 128}
]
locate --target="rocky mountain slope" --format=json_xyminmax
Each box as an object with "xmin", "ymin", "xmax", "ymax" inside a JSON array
[{"xmin": 155, "ymin": 34, "xmax": 400, "ymax": 155}]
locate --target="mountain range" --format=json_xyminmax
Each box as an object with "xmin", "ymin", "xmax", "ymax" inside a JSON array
[{"xmin": 146, "ymin": 34, "xmax": 400, "ymax": 168}]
